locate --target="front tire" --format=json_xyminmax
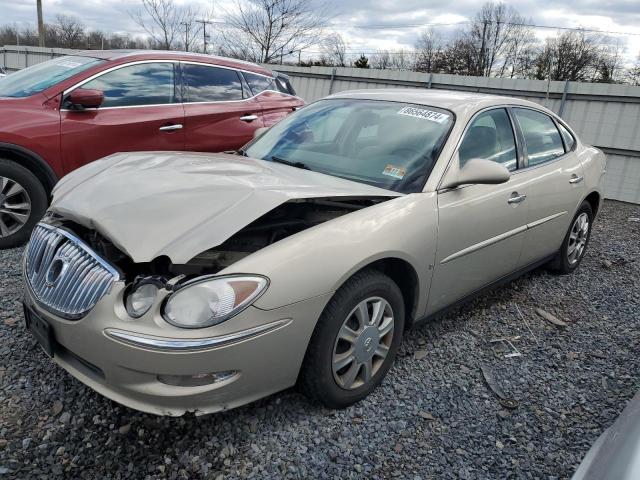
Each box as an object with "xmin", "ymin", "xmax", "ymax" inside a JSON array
[
  {"xmin": 0, "ymin": 160, "xmax": 47, "ymax": 249},
  {"xmin": 299, "ymin": 269, "xmax": 405, "ymax": 409},
  {"xmin": 548, "ymin": 201, "xmax": 593, "ymax": 274}
]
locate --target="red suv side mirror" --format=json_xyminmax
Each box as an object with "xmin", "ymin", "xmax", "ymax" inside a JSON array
[{"xmin": 67, "ymin": 88, "xmax": 104, "ymax": 110}]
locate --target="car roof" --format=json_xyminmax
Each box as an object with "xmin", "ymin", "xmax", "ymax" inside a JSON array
[
  {"xmin": 328, "ymin": 88, "xmax": 550, "ymax": 116},
  {"xmin": 70, "ymin": 50, "xmax": 273, "ymax": 76}
]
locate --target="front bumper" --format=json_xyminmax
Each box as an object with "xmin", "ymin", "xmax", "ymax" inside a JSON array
[{"xmin": 23, "ymin": 283, "xmax": 330, "ymax": 416}]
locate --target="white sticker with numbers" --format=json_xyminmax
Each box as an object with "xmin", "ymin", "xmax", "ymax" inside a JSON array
[{"xmin": 397, "ymin": 106, "xmax": 450, "ymax": 124}]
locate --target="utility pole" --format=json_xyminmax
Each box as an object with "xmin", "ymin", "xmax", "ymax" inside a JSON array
[
  {"xmin": 37, "ymin": 0, "xmax": 45, "ymax": 47},
  {"xmin": 181, "ymin": 22, "xmax": 190, "ymax": 52},
  {"xmin": 195, "ymin": 19, "xmax": 212, "ymax": 54},
  {"xmin": 479, "ymin": 19, "xmax": 488, "ymax": 76}
]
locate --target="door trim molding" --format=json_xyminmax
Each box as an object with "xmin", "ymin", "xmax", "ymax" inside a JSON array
[
  {"xmin": 440, "ymin": 211, "xmax": 567, "ymax": 265},
  {"xmin": 440, "ymin": 224, "xmax": 528, "ymax": 264}
]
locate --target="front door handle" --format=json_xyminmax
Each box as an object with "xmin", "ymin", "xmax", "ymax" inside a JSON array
[
  {"xmin": 569, "ymin": 175, "xmax": 584, "ymax": 184},
  {"xmin": 159, "ymin": 124, "xmax": 183, "ymax": 132},
  {"xmin": 240, "ymin": 114, "xmax": 259, "ymax": 122},
  {"xmin": 508, "ymin": 192, "xmax": 527, "ymax": 205}
]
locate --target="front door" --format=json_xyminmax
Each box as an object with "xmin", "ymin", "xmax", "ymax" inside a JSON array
[
  {"xmin": 61, "ymin": 62, "xmax": 185, "ymax": 172},
  {"xmin": 428, "ymin": 107, "xmax": 528, "ymax": 314}
]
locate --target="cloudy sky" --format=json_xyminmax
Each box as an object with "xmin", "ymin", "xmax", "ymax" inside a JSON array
[{"xmin": 4, "ymin": 0, "xmax": 640, "ymax": 64}]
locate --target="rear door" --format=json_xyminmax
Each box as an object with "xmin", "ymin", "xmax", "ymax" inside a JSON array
[
  {"xmin": 510, "ymin": 108, "xmax": 585, "ymax": 266},
  {"xmin": 428, "ymin": 107, "xmax": 529, "ymax": 314},
  {"xmin": 60, "ymin": 61, "xmax": 185, "ymax": 172},
  {"xmin": 181, "ymin": 63, "xmax": 264, "ymax": 152},
  {"xmin": 243, "ymin": 71, "xmax": 303, "ymax": 127}
]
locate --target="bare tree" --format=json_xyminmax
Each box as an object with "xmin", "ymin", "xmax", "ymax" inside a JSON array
[
  {"xmin": 322, "ymin": 33, "xmax": 348, "ymax": 66},
  {"xmin": 371, "ymin": 50, "xmax": 392, "ymax": 70},
  {"xmin": 467, "ymin": 2, "xmax": 533, "ymax": 76},
  {"xmin": 415, "ymin": 27, "xmax": 442, "ymax": 72},
  {"xmin": 625, "ymin": 54, "xmax": 640, "ymax": 85},
  {"xmin": 54, "ymin": 15, "xmax": 86, "ymax": 48},
  {"xmin": 218, "ymin": 0, "xmax": 329, "ymax": 63},
  {"xmin": 594, "ymin": 37, "xmax": 625, "ymax": 83},
  {"xmin": 130, "ymin": 0, "xmax": 202, "ymax": 50},
  {"xmin": 535, "ymin": 30, "xmax": 602, "ymax": 81}
]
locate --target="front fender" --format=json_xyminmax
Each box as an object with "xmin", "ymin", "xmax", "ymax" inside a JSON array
[{"xmin": 221, "ymin": 193, "xmax": 439, "ymax": 314}]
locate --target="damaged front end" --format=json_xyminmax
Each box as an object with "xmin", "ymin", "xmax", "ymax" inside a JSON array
[{"xmin": 40, "ymin": 196, "xmax": 391, "ymax": 320}]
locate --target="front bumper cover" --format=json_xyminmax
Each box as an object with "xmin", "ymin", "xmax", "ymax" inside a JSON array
[{"xmin": 23, "ymin": 283, "xmax": 330, "ymax": 416}]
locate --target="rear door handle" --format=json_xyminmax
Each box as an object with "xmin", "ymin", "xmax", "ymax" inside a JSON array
[
  {"xmin": 159, "ymin": 124, "xmax": 183, "ymax": 132},
  {"xmin": 508, "ymin": 192, "xmax": 527, "ymax": 205},
  {"xmin": 240, "ymin": 114, "xmax": 259, "ymax": 122},
  {"xmin": 569, "ymin": 175, "xmax": 584, "ymax": 184}
]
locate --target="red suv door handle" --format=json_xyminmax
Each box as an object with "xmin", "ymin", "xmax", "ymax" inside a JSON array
[
  {"xmin": 240, "ymin": 114, "xmax": 258, "ymax": 122},
  {"xmin": 159, "ymin": 124, "xmax": 183, "ymax": 132}
]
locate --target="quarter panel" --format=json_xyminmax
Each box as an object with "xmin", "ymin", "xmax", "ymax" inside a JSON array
[{"xmin": 221, "ymin": 193, "xmax": 439, "ymax": 314}]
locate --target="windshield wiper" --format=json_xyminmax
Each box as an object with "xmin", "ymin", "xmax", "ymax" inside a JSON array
[
  {"xmin": 270, "ymin": 156, "xmax": 311, "ymax": 170},
  {"xmin": 236, "ymin": 148, "xmax": 248, "ymax": 157}
]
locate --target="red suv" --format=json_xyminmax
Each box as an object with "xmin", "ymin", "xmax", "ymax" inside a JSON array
[{"xmin": 0, "ymin": 51, "xmax": 303, "ymax": 247}]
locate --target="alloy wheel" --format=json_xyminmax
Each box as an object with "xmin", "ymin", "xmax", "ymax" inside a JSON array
[
  {"xmin": 0, "ymin": 176, "xmax": 31, "ymax": 238},
  {"xmin": 332, "ymin": 296, "xmax": 394, "ymax": 390},
  {"xmin": 567, "ymin": 212, "xmax": 589, "ymax": 265}
]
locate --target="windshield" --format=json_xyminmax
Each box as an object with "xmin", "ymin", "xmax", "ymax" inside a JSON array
[
  {"xmin": 0, "ymin": 56, "xmax": 104, "ymax": 98},
  {"xmin": 244, "ymin": 98, "xmax": 454, "ymax": 193}
]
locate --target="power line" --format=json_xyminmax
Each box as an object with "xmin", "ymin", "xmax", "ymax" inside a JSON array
[{"xmin": 327, "ymin": 20, "xmax": 640, "ymax": 37}]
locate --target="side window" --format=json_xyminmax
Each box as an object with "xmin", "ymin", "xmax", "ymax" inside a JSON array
[
  {"xmin": 243, "ymin": 72, "xmax": 276, "ymax": 96},
  {"xmin": 557, "ymin": 122, "xmax": 575, "ymax": 152},
  {"xmin": 513, "ymin": 108, "xmax": 565, "ymax": 166},
  {"xmin": 458, "ymin": 108, "xmax": 518, "ymax": 171},
  {"xmin": 82, "ymin": 62, "xmax": 176, "ymax": 108},
  {"xmin": 183, "ymin": 64, "xmax": 243, "ymax": 102}
]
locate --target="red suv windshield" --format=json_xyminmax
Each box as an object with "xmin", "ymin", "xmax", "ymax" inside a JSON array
[{"xmin": 0, "ymin": 55, "xmax": 105, "ymax": 98}]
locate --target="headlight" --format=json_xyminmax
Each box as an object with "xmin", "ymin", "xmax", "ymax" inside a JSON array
[
  {"xmin": 163, "ymin": 275, "xmax": 268, "ymax": 328},
  {"xmin": 125, "ymin": 279, "xmax": 161, "ymax": 318}
]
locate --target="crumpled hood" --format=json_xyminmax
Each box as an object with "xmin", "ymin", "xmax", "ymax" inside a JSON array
[{"xmin": 51, "ymin": 151, "xmax": 401, "ymax": 263}]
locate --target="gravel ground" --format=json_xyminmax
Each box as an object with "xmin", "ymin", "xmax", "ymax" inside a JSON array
[{"xmin": 0, "ymin": 200, "xmax": 639, "ymax": 479}]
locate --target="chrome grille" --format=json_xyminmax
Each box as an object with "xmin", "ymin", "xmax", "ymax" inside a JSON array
[{"xmin": 24, "ymin": 223, "xmax": 120, "ymax": 319}]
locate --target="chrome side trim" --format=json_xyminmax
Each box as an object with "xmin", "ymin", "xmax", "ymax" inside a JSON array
[
  {"xmin": 440, "ymin": 211, "xmax": 568, "ymax": 264},
  {"xmin": 526, "ymin": 211, "xmax": 568, "ymax": 229},
  {"xmin": 440, "ymin": 225, "xmax": 528, "ymax": 264},
  {"xmin": 104, "ymin": 319, "xmax": 292, "ymax": 352}
]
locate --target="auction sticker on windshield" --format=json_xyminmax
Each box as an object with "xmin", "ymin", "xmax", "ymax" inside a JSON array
[
  {"xmin": 382, "ymin": 164, "xmax": 406, "ymax": 180},
  {"xmin": 397, "ymin": 106, "xmax": 450, "ymax": 124}
]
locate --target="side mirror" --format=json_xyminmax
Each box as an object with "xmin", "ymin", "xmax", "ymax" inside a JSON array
[
  {"xmin": 253, "ymin": 127, "xmax": 269, "ymax": 140},
  {"xmin": 66, "ymin": 88, "xmax": 104, "ymax": 110},
  {"xmin": 440, "ymin": 158, "xmax": 510, "ymax": 189}
]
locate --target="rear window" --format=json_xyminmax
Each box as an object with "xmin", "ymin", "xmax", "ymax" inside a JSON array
[
  {"xmin": 513, "ymin": 108, "xmax": 565, "ymax": 166},
  {"xmin": 274, "ymin": 75, "xmax": 295, "ymax": 95},
  {"xmin": 183, "ymin": 64, "xmax": 243, "ymax": 102},
  {"xmin": 0, "ymin": 55, "xmax": 104, "ymax": 98},
  {"xmin": 557, "ymin": 122, "xmax": 576, "ymax": 151},
  {"xmin": 243, "ymin": 72, "xmax": 276, "ymax": 96}
]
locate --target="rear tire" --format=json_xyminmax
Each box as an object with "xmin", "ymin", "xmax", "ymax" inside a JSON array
[
  {"xmin": 299, "ymin": 269, "xmax": 405, "ymax": 409},
  {"xmin": 0, "ymin": 159, "xmax": 47, "ymax": 249},
  {"xmin": 548, "ymin": 201, "xmax": 593, "ymax": 274}
]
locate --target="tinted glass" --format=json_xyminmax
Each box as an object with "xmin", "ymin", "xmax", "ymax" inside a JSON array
[
  {"xmin": 557, "ymin": 122, "xmax": 575, "ymax": 151},
  {"xmin": 82, "ymin": 62, "xmax": 176, "ymax": 107},
  {"xmin": 459, "ymin": 108, "xmax": 517, "ymax": 171},
  {"xmin": 0, "ymin": 56, "xmax": 104, "ymax": 98},
  {"xmin": 274, "ymin": 76, "xmax": 295, "ymax": 95},
  {"xmin": 183, "ymin": 64, "xmax": 243, "ymax": 102},
  {"xmin": 245, "ymin": 99, "xmax": 454, "ymax": 193},
  {"xmin": 244, "ymin": 72, "xmax": 276, "ymax": 95},
  {"xmin": 514, "ymin": 108, "xmax": 565, "ymax": 166}
]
